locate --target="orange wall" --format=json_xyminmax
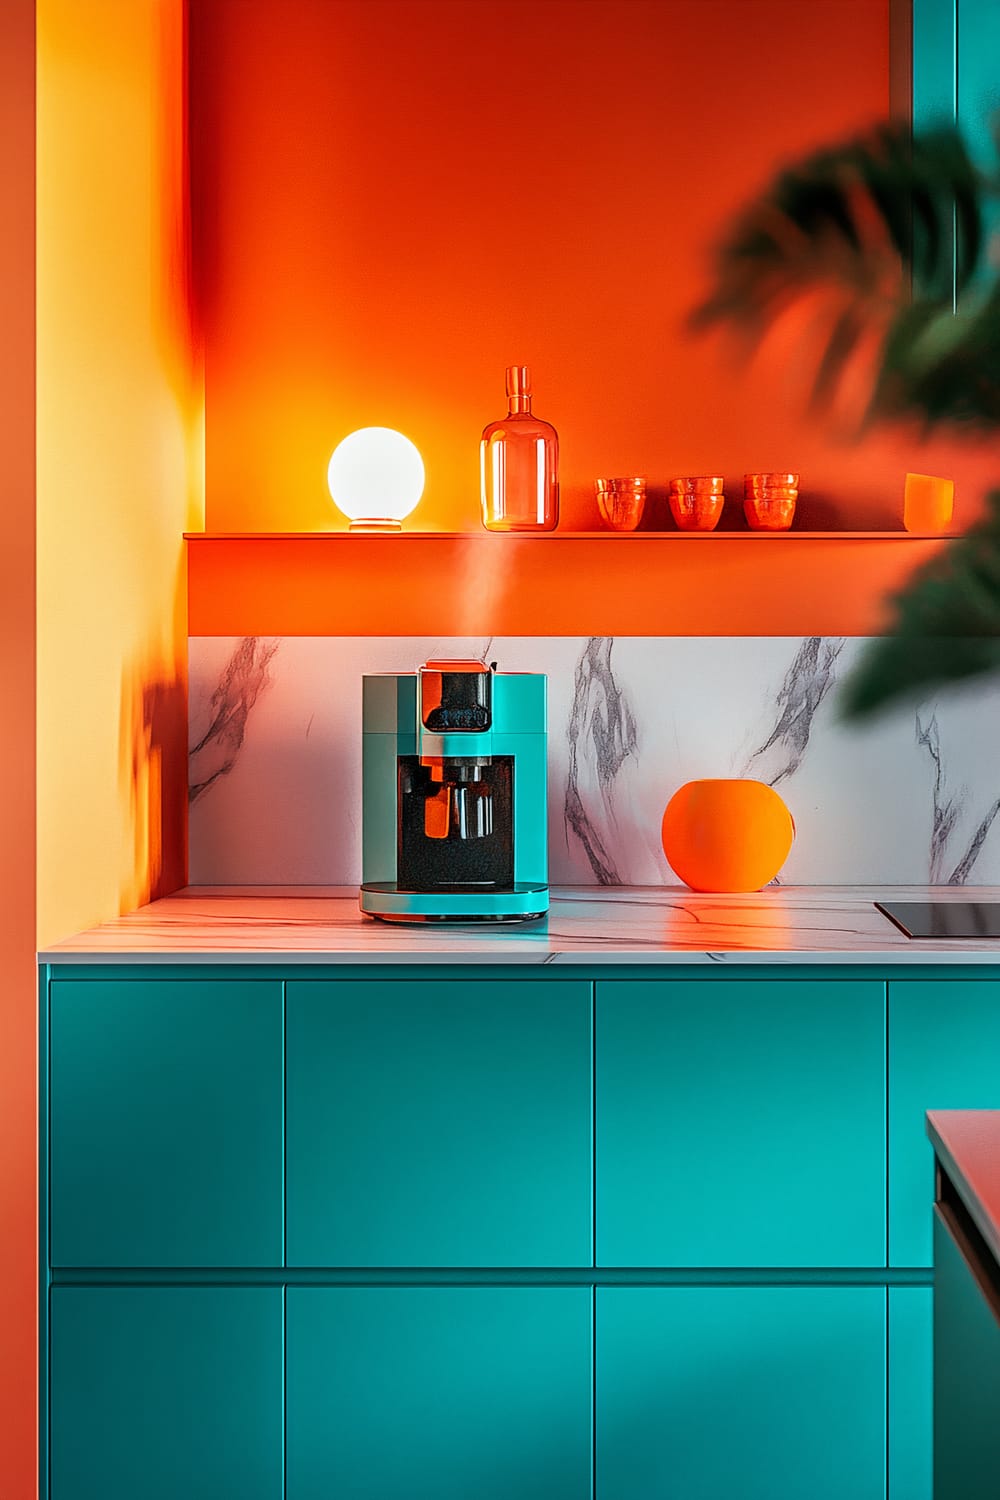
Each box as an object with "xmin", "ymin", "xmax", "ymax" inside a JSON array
[
  {"xmin": 0, "ymin": 4, "xmax": 37, "ymax": 1492},
  {"xmin": 189, "ymin": 0, "xmax": 994, "ymax": 542},
  {"xmin": 37, "ymin": 0, "xmax": 204, "ymax": 946}
]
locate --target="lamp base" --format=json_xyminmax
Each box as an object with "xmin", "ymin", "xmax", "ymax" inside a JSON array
[{"xmin": 347, "ymin": 518, "xmax": 403, "ymax": 532}]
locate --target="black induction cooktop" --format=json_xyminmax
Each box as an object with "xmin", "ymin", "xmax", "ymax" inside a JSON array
[{"xmin": 875, "ymin": 900, "xmax": 1000, "ymax": 939}]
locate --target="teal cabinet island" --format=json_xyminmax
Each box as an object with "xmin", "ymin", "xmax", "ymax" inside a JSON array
[
  {"xmin": 927, "ymin": 1111, "xmax": 1000, "ymax": 1500},
  {"xmin": 38, "ymin": 886, "xmax": 1000, "ymax": 1500}
]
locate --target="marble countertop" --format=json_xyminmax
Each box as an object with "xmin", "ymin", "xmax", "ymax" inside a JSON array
[
  {"xmin": 37, "ymin": 885, "xmax": 1000, "ymax": 965},
  {"xmin": 927, "ymin": 1110, "xmax": 1000, "ymax": 1271}
]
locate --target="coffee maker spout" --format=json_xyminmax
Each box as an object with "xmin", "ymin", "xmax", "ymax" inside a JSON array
[{"xmin": 462, "ymin": 783, "xmax": 493, "ymax": 839}]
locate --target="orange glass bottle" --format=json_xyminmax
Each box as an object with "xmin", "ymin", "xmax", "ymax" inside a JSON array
[{"xmin": 480, "ymin": 365, "xmax": 559, "ymax": 531}]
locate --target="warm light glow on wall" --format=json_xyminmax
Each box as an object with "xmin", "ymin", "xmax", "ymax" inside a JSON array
[{"xmin": 36, "ymin": 0, "xmax": 202, "ymax": 944}]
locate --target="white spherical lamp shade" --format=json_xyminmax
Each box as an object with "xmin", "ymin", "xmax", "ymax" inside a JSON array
[{"xmin": 327, "ymin": 427, "xmax": 425, "ymax": 531}]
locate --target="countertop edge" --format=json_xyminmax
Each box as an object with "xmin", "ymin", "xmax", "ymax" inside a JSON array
[
  {"xmin": 38, "ymin": 946, "xmax": 1000, "ymax": 967},
  {"xmin": 927, "ymin": 1111, "xmax": 1000, "ymax": 1272}
]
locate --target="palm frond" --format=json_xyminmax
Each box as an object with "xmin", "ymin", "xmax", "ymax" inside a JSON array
[
  {"xmin": 839, "ymin": 489, "xmax": 1000, "ymax": 720},
  {"xmin": 691, "ymin": 121, "xmax": 990, "ymax": 427},
  {"xmin": 875, "ymin": 285, "xmax": 1000, "ymax": 429},
  {"xmin": 692, "ymin": 117, "xmax": 1000, "ymax": 722}
]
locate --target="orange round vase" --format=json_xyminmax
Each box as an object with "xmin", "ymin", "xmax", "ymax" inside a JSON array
[{"xmin": 661, "ymin": 779, "xmax": 794, "ymax": 892}]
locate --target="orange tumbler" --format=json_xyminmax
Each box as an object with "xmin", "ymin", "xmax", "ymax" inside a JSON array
[
  {"xmin": 668, "ymin": 476, "xmax": 725, "ymax": 531},
  {"xmin": 596, "ymin": 477, "xmax": 646, "ymax": 531},
  {"xmin": 903, "ymin": 473, "xmax": 954, "ymax": 534},
  {"xmin": 744, "ymin": 472, "xmax": 798, "ymax": 531}
]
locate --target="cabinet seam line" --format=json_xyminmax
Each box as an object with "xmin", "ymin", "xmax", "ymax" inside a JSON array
[
  {"xmin": 282, "ymin": 978, "xmax": 287, "ymax": 1271},
  {"xmin": 591, "ymin": 980, "xmax": 596, "ymax": 1272},
  {"xmin": 885, "ymin": 1284, "xmax": 890, "ymax": 1500},
  {"xmin": 46, "ymin": 971, "xmax": 52, "ymax": 1500},
  {"xmin": 885, "ymin": 980, "xmax": 890, "ymax": 1269},
  {"xmin": 591, "ymin": 1281, "xmax": 597, "ymax": 1500}
]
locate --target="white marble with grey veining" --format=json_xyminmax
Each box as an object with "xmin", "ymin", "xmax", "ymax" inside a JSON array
[
  {"xmin": 39, "ymin": 884, "xmax": 1000, "ymax": 964},
  {"xmin": 188, "ymin": 637, "xmax": 1000, "ymax": 887}
]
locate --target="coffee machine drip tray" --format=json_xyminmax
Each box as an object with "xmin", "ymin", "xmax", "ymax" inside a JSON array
[
  {"xmin": 361, "ymin": 882, "xmax": 549, "ymax": 924},
  {"xmin": 875, "ymin": 900, "xmax": 1000, "ymax": 939}
]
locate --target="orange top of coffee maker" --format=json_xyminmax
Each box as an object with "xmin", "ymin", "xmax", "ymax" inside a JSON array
[{"xmin": 421, "ymin": 660, "xmax": 489, "ymax": 673}]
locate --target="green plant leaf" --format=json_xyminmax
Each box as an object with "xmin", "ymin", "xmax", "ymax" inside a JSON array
[
  {"xmin": 839, "ymin": 489, "xmax": 1000, "ymax": 720},
  {"xmin": 692, "ymin": 121, "xmax": 990, "ymax": 429},
  {"xmin": 692, "ymin": 116, "xmax": 1000, "ymax": 723}
]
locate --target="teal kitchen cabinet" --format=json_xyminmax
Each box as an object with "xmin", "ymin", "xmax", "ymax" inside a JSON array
[
  {"xmin": 597, "ymin": 1286, "xmax": 886, "ymax": 1500},
  {"xmin": 933, "ymin": 1205, "xmax": 1000, "ymax": 1500},
  {"xmin": 49, "ymin": 1286, "xmax": 282, "ymax": 1500},
  {"xmin": 889, "ymin": 981, "xmax": 1000, "ymax": 1266},
  {"xmin": 49, "ymin": 978, "xmax": 283, "ymax": 1267},
  {"xmin": 285, "ymin": 979, "xmax": 591, "ymax": 1267},
  {"xmin": 596, "ymin": 980, "xmax": 886, "ymax": 1267},
  {"xmin": 912, "ymin": 0, "xmax": 1000, "ymax": 294},
  {"xmin": 889, "ymin": 1287, "xmax": 933, "ymax": 1500},
  {"xmin": 286, "ymin": 1286, "xmax": 591, "ymax": 1500}
]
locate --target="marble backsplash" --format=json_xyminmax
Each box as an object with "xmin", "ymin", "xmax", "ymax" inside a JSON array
[{"xmin": 188, "ymin": 637, "xmax": 1000, "ymax": 886}]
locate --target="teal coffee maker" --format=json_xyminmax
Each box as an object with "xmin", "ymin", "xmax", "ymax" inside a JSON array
[{"xmin": 360, "ymin": 659, "xmax": 548, "ymax": 922}]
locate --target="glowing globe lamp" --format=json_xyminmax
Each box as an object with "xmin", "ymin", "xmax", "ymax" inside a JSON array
[
  {"xmin": 327, "ymin": 426, "xmax": 425, "ymax": 531},
  {"xmin": 661, "ymin": 778, "xmax": 795, "ymax": 892}
]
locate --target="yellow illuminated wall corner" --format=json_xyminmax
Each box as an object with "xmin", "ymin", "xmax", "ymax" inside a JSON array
[{"xmin": 36, "ymin": 0, "xmax": 204, "ymax": 945}]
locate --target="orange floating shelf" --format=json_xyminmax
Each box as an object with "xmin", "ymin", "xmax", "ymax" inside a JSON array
[
  {"xmin": 187, "ymin": 530, "xmax": 958, "ymax": 541},
  {"xmin": 185, "ymin": 532, "xmax": 956, "ymax": 637}
]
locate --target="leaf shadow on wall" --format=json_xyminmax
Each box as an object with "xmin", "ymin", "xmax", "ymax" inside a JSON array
[{"xmin": 119, "ymin": 658, "xmax": 188, "ymax": 912}]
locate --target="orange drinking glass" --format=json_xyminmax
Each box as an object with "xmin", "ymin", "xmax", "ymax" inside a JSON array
[
  {"xmin": 596, "ymin": 477, "xmax": 646, "ymax": 531},
  {"xmin": 903, "ymin": 473, "xmax": 954, "ymax": 533},
  {"xmin": 668, "ymin": 476, "xmax": 725, "ymax": 531},
  {"xmin": 744, "ymin": 472, "xmax": 798, "ymax": 530}
]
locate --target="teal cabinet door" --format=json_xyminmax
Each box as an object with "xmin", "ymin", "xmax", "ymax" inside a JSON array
[
  {"xmin": 913, "ymin": 0, "xmax": 1000, "ymax": 275},
  {"xmin": 889, "ymin": 1287, "xmax": 932, "ymax": 1500},
  {"xmin": 286, "ymin": 1287, "xmax": 591, "ymax": 1500},
  {"xmin": 889, "ymin": 981, "xmax": 1000, "ymax": 1266},
  {"xmin": 596, "ymin": 980, "xmax": 886, "ymax": 1267},
  {"xmin": 286, "ymin": 979, "xmax": 591, "ymax": 1267},
  {"xmin": 50, "ymin": 979, "xmax": 282, "ymax": 1267},
  {"xmin": 50, "ymin": 1287, "xmax": 282, "ymax": 1500},
  {"xmin": 598, "ymin": 1286, "xmax": 886, "ymax": 1500}
]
